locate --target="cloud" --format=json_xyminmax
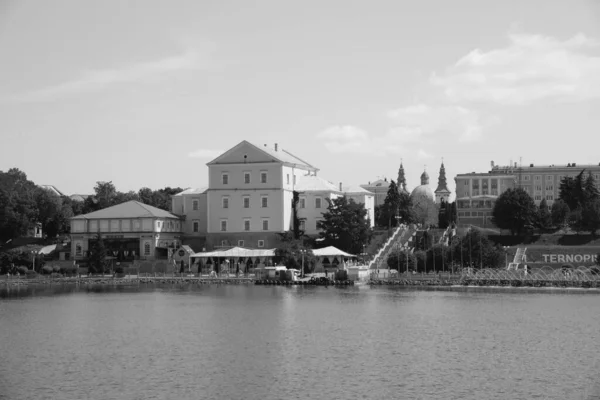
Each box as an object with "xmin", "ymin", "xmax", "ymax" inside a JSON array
[
  {"xmin": 431, "ymin": 32, "xmax": 600, "ymax": 105},
  {"xmin": 188, "ymin": 149, "xmax": 223, "ymax": 159},
  {"xmin": 388, "ymin": 104, "xmax": 492, "ymax": 143},
  {"xmin": 417, "ymin": 149, "xmax": 434, "ymax": 159},
  {"xmin": 6, "ymin": 43, "xmax": 215, "ymax": 103},
  {"xmin": 316, "ymin": 125, "xmax": 372, "ymax": 154}
]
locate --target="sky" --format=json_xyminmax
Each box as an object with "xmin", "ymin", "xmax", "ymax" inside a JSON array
[{"xmin": 1, "ymin": 0, "xmax": 600, "ymax": 198}]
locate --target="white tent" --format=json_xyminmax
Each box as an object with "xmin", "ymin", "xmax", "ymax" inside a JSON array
[
  {"xmin": 190, "ymin": 247, "xmax": 276, "ymax": 260},
  {"xmin": 312, "ymin": 246, "xmax": 355, "ymax": 258}
]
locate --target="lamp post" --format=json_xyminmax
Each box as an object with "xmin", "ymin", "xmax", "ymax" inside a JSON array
[
  {"xmin": 300, "ymin": 249, "xmax": 306, "ymax": 278},
  {"xmin": 31, "ymin": 250, "xmax": 37, "ymax": 273}
]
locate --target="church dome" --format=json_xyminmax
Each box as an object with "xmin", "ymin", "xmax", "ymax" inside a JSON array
[
  {"xmin": 420, "ymin": 171, "xmax": 430, "ymax": 185},
  {"xmin": 411, "ymin": 184, "xmax": 435, "ymax": 203}
]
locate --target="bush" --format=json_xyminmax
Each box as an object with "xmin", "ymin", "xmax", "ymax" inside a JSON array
[
  {"xmin": 52, "ymin": 265, "xmax": 61, "ymax": 273},
  {"xmin": 42, "ymin": 265, "xmax": 53, "ymax": 275},
  {"xmin": 114, "ymin": 266, "xmax": 124, "ymax": 274},
  {"xmin": 25, "ymin": 269, "xmax": 37, "ymax": 277},
  {"xmin": 16, "ymin": 266, "xmax": 29, "ymax": 275},
  {"xmin": 335, "ymin": 270, "xmax": 348, "ymax": 281},
  {"xmin": 59, "ymin": 266, "xmax": 78, "ymax": 276}
]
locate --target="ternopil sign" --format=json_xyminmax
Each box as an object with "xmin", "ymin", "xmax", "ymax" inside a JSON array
[{"xmin": 541, "ymin": 254, "xmax": 597, "ymax": 264}]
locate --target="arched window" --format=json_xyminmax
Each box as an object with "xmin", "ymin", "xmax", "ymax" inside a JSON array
[{"xmin": 144, "ymin": 242, "xmax": 151, "ymax": 256}]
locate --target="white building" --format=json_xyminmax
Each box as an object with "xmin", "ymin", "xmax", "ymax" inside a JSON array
[{"xmin": 178, "ymin": 141, "xmax": 374, "ymax": 250}]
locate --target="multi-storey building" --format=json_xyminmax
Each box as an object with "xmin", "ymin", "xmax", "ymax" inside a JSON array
[
  {"xmin": 177, "ymin": 140, "xmax": 374, "ymax": 250},
  {"xmin": 455, "ymin": 160, "xmax": 600, "ymax": 228},
  {"xmin": 360, "ymin": 179, "xmax": 390, "ymax": 207},
  {"xmin": 70, "ymin": 200, "xmax": 183, "ymax": 261}
]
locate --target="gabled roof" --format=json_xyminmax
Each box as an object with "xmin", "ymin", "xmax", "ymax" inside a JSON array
[
  {"xmin": 71, "ymin": 200, "xmax": 179, "ymax": 220},
  {"xmin": 70, "ymin": 194, "xmax": 92, "ymax": 202},
  {"xmin": 40, "ymin": 185, "xmax": 64, "ymax": 196},
  {"xmin": 295, "ymin": 175, "xmax": 340, "ymax": 192},
  {"xmin": 172, "ymin": 187, "xmax": 208, "ymax": 196},
  {"xmin": 207, "ymin": 140, "xmax": 318, "ymax": 171},
  {"xmin": 343, "ymin": 185, "xmax": 373, "ymax": 195},
  {"xmin": 361, "ymin": 179, "xmax": 390, "ymax": 188}
]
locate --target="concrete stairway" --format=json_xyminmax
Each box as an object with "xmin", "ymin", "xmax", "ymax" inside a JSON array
[
  {"xmin": 507, "ymin": 247, "xmax": 527, "ymax": 270},
  {"xmin": 369, "ymin": 226, "xmax": 415, "ymax": 270}
]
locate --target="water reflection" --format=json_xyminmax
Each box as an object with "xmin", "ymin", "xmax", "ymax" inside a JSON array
[{"xmin": 0, "ymin": 284, "xmax": 599, "ymax": 400}]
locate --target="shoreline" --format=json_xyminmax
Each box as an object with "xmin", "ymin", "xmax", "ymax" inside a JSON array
[{"xmin": 2, "ymin": 276, "xmax": 600, "ymax": 292}]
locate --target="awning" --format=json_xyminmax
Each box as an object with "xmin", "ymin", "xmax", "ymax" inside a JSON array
[
  {"xmin": 312, "ymin": 246, "xmax": 355, "ymax": 257},
  {"xmin": 190, "ymin": 246, "xmax": 276, "ymax": 259}
]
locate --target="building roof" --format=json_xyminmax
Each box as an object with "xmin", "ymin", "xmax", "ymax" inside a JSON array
[
  {"xmin": 343, "ymin": 185, "xmax": 373, "ymax": 195},
  {"xmin": 411, "ymin": 184, "xmax": 435, "ymax": 202},
  {"xmin": 69, "ymin": 194, "xmax": 91, "ymax": 202},
  {"xmin": 361, "ymin": 179, "xmax": 390, "ymax": 188},
  {"xmin": 295, "ymin": 175, "xmax": 340, "ymax": 192},
  {"xmin": 40, "ymin": 185, "xmax": 64, "ymax": 196},
  {"xmin": 172, "ymin": 187, "xmax": 208, "ymax": 196},
  {"xmin": 207, "ymin": 140, "xmax": 318, "ymax": 171},
  {"xmin": 71, "ymin": 200, "xmax": 179, "ymax": 220}
]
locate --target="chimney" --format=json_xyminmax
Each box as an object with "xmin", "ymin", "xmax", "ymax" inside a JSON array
[
  {"xmin": 274, "ymin": 143, "xmax": 278, "ymax": 151},
  {"xmin": 339, "ymin": 182, "xmax": 342, "ymax": 191}
]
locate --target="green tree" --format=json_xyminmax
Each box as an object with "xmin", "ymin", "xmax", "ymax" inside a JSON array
[
  {"xmin": 536, "ymin": 198, "xmax": 552, "ymax": 230},
  {"xmin": 451, "ymin": 228, "xmax": 504, "ymax": 269},
  {"xmin": 412, "ymin": 196, "xmax": 438, "ymax": 227},
  {"xmin": 94, "ymin": 181, "xmax": 117, "ymax": 209},
  {"xmin": 387, "ymin": 248, "xmax": 415, "ymax": 272},
  {"xmin": 491, "ymin": 188, "xmax": 537, "ymax": 235},
  {"xmin": 317, "ymin": 196, "xmax": 372, "ymax": 255},
  {"xmin": 0, "ymin": 169, "xmax": 39, "ymax": 240},
  {"xmin": 551, "ymin": 199, "xmax": 570, "ymax": 228}
]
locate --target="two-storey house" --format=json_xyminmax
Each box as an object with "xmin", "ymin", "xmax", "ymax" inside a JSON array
[{"xmin": 70, "ymin": 200, "xmax": 183, "ymax": 261}]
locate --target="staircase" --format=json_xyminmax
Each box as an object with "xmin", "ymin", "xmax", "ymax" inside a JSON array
[
  {"xmin": 368, "ymin": 226, "xmax": 414, "ymax": 270},
  {"xmin": 507, "ymin": 247, "xmax": 527, "ymax": 270}
]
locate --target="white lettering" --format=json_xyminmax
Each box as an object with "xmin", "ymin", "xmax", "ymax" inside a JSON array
[
  {"xmin": 550, "ymin": 255, "xmax": 557, "ymax": 263},
  {"xmin": 574, "ymin": 255, "xmax": 583, "ymax": 262},
  {"xmin": 542, "ymin": 254, "xmax": 549, "ymax": 262},
  {"xmin": 557, "ymin": 255, "xmax": 565, "ymax": 263},
  {"xmin": 583, "ymin": 255, "xmax": 591, "ymax": 262},
  {"xmin": 565, "ymin": 255, "xmax": 574, "ymax": 262}
]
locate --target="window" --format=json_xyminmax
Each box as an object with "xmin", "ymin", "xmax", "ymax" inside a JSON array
[
  {"xmin": 545, "ymin": 185, "xmax": 554, "ymax": 191},
  {"xmin": 243, "ymin": 172, "xmax": 251, "ymax": 184},
  {"xmin": 261, "ymin": 196, "xmax": 268, "ymax": 208},
  {"xmin": 535, "ymin": 185, "xmax": 542, "ymax": 191},
  {"xmin": 299, "ymin": 220, "xmax": 306, "ymax": 231},
  {"xmin": 546, "ymin": 175, "xmax": 553, "ymax": 181},
  {"xmin": 144, "ymin": 242, "xmax": 151, "ymax": 256},
  {"xmin": 523, "ymin": 175, "xmax": 531, "ymax": 181},
  {"xmin": 262, "ymin": 219, "xmax": 269, "ymax": 231},
  {"xmin": 193, "ymin": 220, "xmax": 199, "ymax": 233},
  {"xmin": 315, "ymin": 197, "xmax": 322, "ymax": 208},
  {"xmin": 464, "ymin": 180, "xmax": 469, "ymax": 186},
  {"xmin": 222, "ymin": 197, "xmax": 229, "ymax": 209},
  {"xmin": 258, "ymin": 240, "xmax": 265, "ymax": 248},
  {"xmin": 535, "ymin": 195, "xmax": 542, "ymax": 201},
  {"xmin": 220, "ymin": 220, "xmax": 227, "ymax": 232},
  {"xmin": 534, "ymin": 175, "xmax": 541, "ymax": 181},
  {"xmin": 300, "ymin": 198, "xmax": 306, "ymax": 208},
  {"xmin": 260, "ymin": 171, "xmax": 267, "ymax": 183},
  {"xmin": 222, "ymin": 173, "xmax": 229, "ymax": 185},
  {"xmin": 75, "ymin": 243, "xmax": 82, "ymax": 256},
  {"xmin": 244, "ymin": 219, "xmax": 250, "ymax": 231},
  {"xmin": 121, "ymin": 220, "xmax": 130, "ymax": 231},
  {"xmin": 90, "ymin": 220, "xmax": 98, "ymax": 231},
  {"xmin": 243, "ymin": 196, "xmax": 250, "ymax": 208},
  {"xmin": 221, "ymin": 240, "xmax": 228, "ymax": 246},
  {"xmin": 287, "ymin": 174, "xmax": 290, "ymax": 184},
  {"xmin": 192, "ymin": 200, "xmax": 199, "ymax": 211},
  {"xmin": 238, "ymin": 240, "xmax": 245, "ymax": 247},
  {"xmin": 546, "ymin": 194, "xmax": 554, "ymax": 200}
]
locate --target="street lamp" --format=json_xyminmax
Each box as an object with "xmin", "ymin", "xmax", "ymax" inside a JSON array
[
  {"xmin": 300, "ymin": 249, "xmax": 306, "ymax": 278},
  {"xmin": 31, "ymin": 250, "xmax": 37, "ymax": 273}
]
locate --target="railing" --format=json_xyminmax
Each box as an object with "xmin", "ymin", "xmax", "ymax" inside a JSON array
[{"xmin": 368, "ymin": 226, "xmax": 414, "ymax": 270}]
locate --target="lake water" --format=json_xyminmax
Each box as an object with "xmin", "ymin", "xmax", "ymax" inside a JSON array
[{"xmin": 1, "ymin": 284, "xmax": 600, "ymax": 400}]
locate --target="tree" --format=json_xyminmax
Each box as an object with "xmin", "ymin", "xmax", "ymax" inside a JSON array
[
  {"xmin": 94, "ymin": 181, "xmax": 117, "ymax": 209},
  {"xmin": 581, "ymin": 199, "xmax": 600, "ymax": 235},
  {"xmin": 412, "ymin": 196, "xmax": 438, "ymax": 227},
  {"xmin": 275, "ymin": 231, "xmax": 315, "ymax": 274},
  {"xmin": 0, "ymin": 169, "xmax": 39, "ymax": 241},
  {"xmin": 382, "ymin": 180, "xmax": 400, "ymax": 228},
  {"xmin": 451, "ymin": 228, "xmax": 504, "ymax": 269},
  {"xmin": 317, "ymin": 196, "xmax": 372, "ymax": 255},
  {"xmin": 584, "ymin": 171, "xmax": 600, "ymax": 203},
  {"xmin": 291, "ymin": 191, "xmax": 303, "ymax": 239},
  {"xmin": 491, "ymin": 188, "xmax": 537, "ymax": 235},
  {"xmin": 86, "ymin": 234, "xmax": 107, "ymax": 274},
  {"xmin": 536, "ymin": 198, "xmax": 552, "ymax": 230},
  {"xmin": 551, "ymin": 199, "xmax": 570, "ymax": 228}
]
